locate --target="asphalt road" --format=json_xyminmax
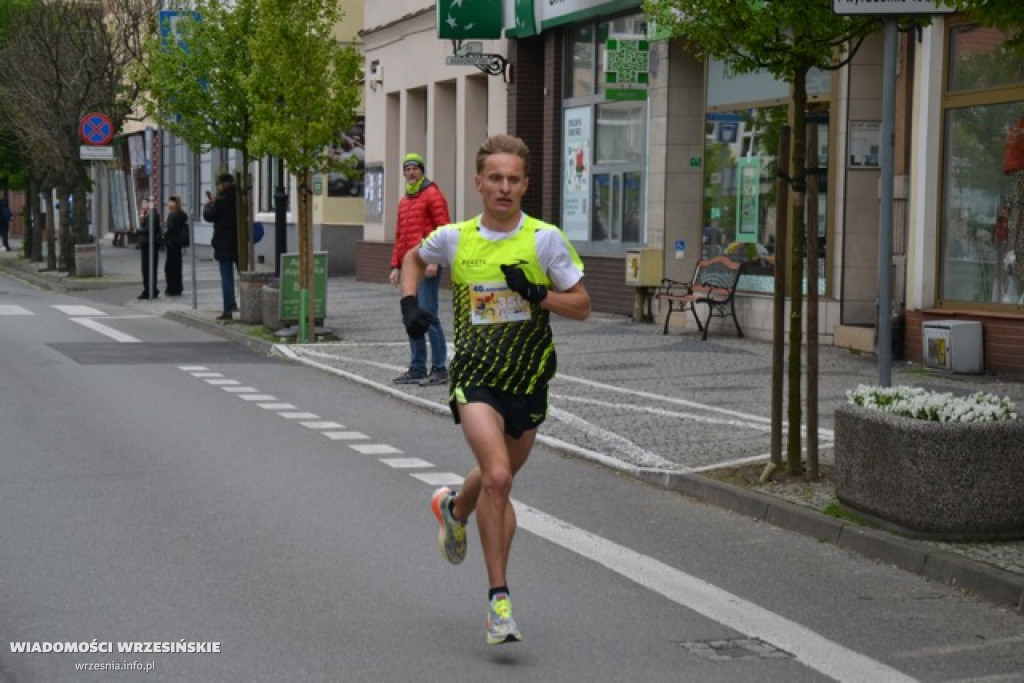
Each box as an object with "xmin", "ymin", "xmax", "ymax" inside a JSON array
[{"xmin": 2, "ymin": 274, "xmax": 1023, "ymax": 682}]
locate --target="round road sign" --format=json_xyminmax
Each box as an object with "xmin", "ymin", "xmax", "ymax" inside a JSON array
[{"xmin": 79, "ymin": 112, "xmax": 115, "ymax": 146}]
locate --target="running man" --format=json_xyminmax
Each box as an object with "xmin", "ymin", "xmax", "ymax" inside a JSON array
[{"xmin": 399, "ymin": 134, "xmax": 590, "ymax": 644}]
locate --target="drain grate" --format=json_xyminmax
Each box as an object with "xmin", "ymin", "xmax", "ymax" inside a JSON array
[{"xmin": 678, "ymin": 638, "xmax": 793, "ymax": 661}]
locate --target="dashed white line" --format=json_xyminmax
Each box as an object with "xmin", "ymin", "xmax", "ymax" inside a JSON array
[
  {"xmin": 238, "ymin": 394, "xmax": 277, "ymax": 401},
  {"xmin": 70, "ymin": 317, "xmax": 140, "ymax": 343},
  {"xmin": 0, "ymin": 305, "xmax": 33, "ymax": 315},
  {"xmin": 223, "ymin": 387, "xmax": 259, "ymax": 393},
  {"xmin": 322, "ymin": 432, "xmax": 369, "ymax": 441},
  {"xmin": 190, "ymin": 372, "xmax": 224, "ymax": 378},
  {"xmin": 259, "ymin": 403, "xmax": 299, "ymax": 411},
  {"xmin": 349, "ymin": 444, "xmax": 403, "ymax": 455},
  {"xmin": 379, "ymin": 458, "xmax": 434, "ymax": 469},
  {"xmin": 299, "ymin": 421, "xmax": 345, "ymax": 430},
  {"xmin": 52, "ymin": 305, "xmax": 106, "ymax": 316},
  {"xmin": 178, "ymin": 365, "xmax": 207, "ymax": 371},
  {"xmin": 410, "ymin": 472, "xmax": 465, "ymax": 486},
  {"xmin": 279, "ymin": 412, "xmax": 320, "ymax": 419},
  {"xmin": 205, "ymin": 379, "xmax": 241, "ymax": 386}
]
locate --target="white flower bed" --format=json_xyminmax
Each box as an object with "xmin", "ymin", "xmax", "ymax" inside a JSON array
[{"xmin": 846, "ymin": 384, "xmax": 1018, "ymax": 423}]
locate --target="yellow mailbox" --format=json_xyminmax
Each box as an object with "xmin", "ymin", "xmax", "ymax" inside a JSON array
[{"xmin": 624, "ymin": 248, "xmax": 664, "ymax": 287}]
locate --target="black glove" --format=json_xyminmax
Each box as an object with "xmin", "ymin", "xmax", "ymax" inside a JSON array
[
  {"xmin": 401, "ymin": 295, "xmax": 438, "ymax": 340},
  {"xmin": 500, "ymin": 264, "xmax": 547, "ymax": 304}
]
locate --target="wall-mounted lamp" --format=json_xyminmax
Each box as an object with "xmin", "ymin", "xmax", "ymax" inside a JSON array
[{"xmin": 368, "ymin": 60, "xmax": 383, "ymax": 92}]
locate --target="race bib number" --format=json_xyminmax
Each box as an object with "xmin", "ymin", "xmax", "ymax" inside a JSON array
[{"xmin": 470, "ymin": 282, "xmax": 530, "ymax": 325}]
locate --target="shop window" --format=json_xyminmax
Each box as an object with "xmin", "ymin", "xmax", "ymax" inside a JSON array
[
  {"xmin": 941, "ymin": 23, "xmax": 1024, "ymax": 306},
  {"xmin": 561, "ymin": 13, "xmax": 647, "ymax": 245},
  {"xmin": 703, "ymin": 106, "xmax": 828, "ymax": 294},
  {"xmin": 949, "ymin": 25, "xmax": 1024, "ymax": 93},
  {"xmin": 941, "ymin": 102, "xmax": 1024, "ymax": 304}
]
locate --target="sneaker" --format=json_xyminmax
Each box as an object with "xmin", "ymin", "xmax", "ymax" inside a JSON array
[
  {"xmin": 430, "ymin": 487, "xmax": 466, "ymax": 565},
  {"xmin": 419, "ymin": 368, "xmax": 449, "ymax": 386},
  {"xmin": 486, "ymin": 595, "xmax": 522, "ymax": 645},
  {"xmin": 393, "ymin": 369, "xmax": 427, "ymax": 385}
]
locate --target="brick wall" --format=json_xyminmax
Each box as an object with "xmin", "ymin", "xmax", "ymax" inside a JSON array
[{"xmin": 906, "ymin": 308, "xmax": 1024, "ymax": 379}]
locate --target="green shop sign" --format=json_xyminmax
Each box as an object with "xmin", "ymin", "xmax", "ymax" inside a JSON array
[
  {"xmin": 605, "ymin": 39, "xmax": 649, "ymax": 101},
  {"xmin": 437, "ymin": 0, "xmax": 502, "ymax": 40},
  {"xmin": 279, "ymin": 252, "xmax": 328, "ymax": 322}
]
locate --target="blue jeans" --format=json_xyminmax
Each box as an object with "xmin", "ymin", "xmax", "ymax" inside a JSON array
[
  {"xmin": 218, "ymin": 259, "xmax": 237, "ymax": 313},
  {"xmin": 410, "ymin": 269, "xmax": 446, "ymax": 374}
]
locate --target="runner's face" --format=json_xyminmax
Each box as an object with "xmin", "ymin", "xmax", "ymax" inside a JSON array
[{"xmin": 475, "ymin": 152, "xmax": 528, "ymax": 224}]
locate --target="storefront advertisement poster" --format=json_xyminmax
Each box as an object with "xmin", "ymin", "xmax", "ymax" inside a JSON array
[
  {"xmin": 735, "ymin": 156, "xmax": 761, "ymax": 243},
  {"xmin": 849, "ymin": 120, "xmax": 881, "ymax": 169},
  {"xmin": 562, "ymin": 106, "xmax": 591, "ymax": 241}
]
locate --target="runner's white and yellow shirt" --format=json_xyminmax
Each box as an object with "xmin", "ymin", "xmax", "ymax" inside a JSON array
[{"xmin": 418, "ymin": 214, "xmax": 584, "ymax": 395}]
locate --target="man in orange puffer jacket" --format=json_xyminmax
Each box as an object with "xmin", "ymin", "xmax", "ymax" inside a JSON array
[{"xmin": 389, "ymin": 152, "xmax": 452, "ymax": 385}]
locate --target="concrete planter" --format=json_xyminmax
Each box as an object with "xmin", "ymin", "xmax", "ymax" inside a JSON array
[
  {"xmin": 835, "ymin": 404, "xmax": 1024, "ymax": 540},
  {"xmin": 74, "ymin": 243, "xmax": 97, "ymax": 278},
  {"xmin": 238, "ymin": 271, "xmax": 274, "ymax": 324},
  {"xmin": 262, "ymin": 286, "xmax": 282, "ymax": 332}
]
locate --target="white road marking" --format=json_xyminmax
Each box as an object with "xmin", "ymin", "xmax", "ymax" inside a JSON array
[
  {"xmin": 258, "ymin": 403, "xmax": 298, "ymax": 411},
  {"xmin": 238, "ymin": 394, "xmax": 277, "ymax": 401},
  {"xmin": 178, "ymin": 365, "xmax": 207, "ymax": 371},
  {"xmin": 549, "ymin": 405, "xmax": 678, "ymax": 470},
  {"xmin": 190, "ymin": 372, "xmax": 223, "ymax": 378},
  {"xmin": 515, "ymin": 502, "xmax": 916, "ymax": 683},
  {"xmin": 322, "ymin": 431, "xmax": 369, "ymax": 441},
  {"xmin": 205, "ymin": 379, "xmax": 240, "ymax": 386},
  {"xmin": 299, "ymin": 421, "xmax": 345, "ymax": 430},
  {"xmin": 0, "ymin": 305, "xmax": 33, "ymax": 315},
  {"xmin": 379, "ymin": 458, "xmax": 434, "ymax": 469},
  {"xmin": 222, "ymin": 387, "xmax": 259, "ymax": 393},
  {"xmin": 410, "ymin": 472, "xmax": 465, "ymax": 486},
  {"xmin": 279, "ymin": 412, "xmax": 320, "ymax": 419},
  {"xmin": 70, "ymin": 317, "xmax": 140, "ymax": 343},
  {"xmin": 349, "ymin": 444, "xmax": 403, "ymax": 455},
  {"xmin": 52, "ymin": 305, "xmax": 105, "ymax": 316}
]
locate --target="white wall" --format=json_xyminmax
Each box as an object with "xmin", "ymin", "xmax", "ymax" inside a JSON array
[{"xmin": 362, "ymin": 4, "xmax": 507, "ymax": 243}]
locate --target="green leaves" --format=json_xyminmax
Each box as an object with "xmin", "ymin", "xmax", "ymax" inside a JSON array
[{"xmin": 138, "ymin": 0, "xmax": 361, "ymax": 176}]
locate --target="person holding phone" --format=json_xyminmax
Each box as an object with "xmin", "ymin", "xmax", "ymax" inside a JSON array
[{"xmin": 202, "ymin": 174, "xmax": 238, "ymax": 320}]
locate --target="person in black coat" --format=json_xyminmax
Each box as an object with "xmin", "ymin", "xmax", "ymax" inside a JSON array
[
  {"xmin": 203, "ymin": 173, "xmax": 239, "ymax": 320},
  {"xmin": 137, "ymin": 198, "xmax": 161, "ymax": 299},
  {"xmin": 163, "ymin": 196, "xmax": 188, "ymax": 296}
]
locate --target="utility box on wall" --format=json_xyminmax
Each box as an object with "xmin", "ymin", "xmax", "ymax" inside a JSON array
[
  {"xmin": 625, "ymin": 248, "xmax": 663, "ymax": 287},
  {"xmin": 922, "ymin": 320, "xmax": 983, "ymax": 374}
]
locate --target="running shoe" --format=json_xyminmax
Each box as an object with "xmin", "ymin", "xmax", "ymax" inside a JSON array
[
  {"xmin": 430, "ymin": 486, "xmax": 466, "ymax": 564},
  {"xmin": 486, "ymin": 595, "xmax": 522, "ymax": 645}
]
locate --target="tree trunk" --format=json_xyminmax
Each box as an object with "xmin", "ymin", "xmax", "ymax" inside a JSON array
[
  {"xmin": 770, "ymin": 126, "xmax": 791, "ymax": 468},
  {"xmin": 805, "ymin": 122, "xmax": 820, "ymax": 481},
  {"xmin": 44, "ymin": 190, "xmax": 56, "ymax": 270},
  {"xmin": 236, "ymin": 152, "xmax": 252, "ymax": 273},
  {"xmin": 786, "ymin": 65, "xmax": 809, "ymax": 475},
  {"xmin": 297, "ymin": 169, "xmax": 314, "ymax": 342}
]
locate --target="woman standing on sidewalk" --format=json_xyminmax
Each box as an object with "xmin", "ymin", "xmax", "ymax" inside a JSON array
[
  {"xmin": 163, "ymin": 196, "xmax": 188, "ymax": 297},
  {"xmin": 136, "ymin": 198, "xmax": 161, "ymax": 300}
]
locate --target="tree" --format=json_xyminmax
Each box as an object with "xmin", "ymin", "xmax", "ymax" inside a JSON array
[
  {"xmin": 0, "ymin": 0, "xmax": 157, "ymax": 272},
  {"xmin": 644, "ymin": 0, "xmax": 880, "ymax": 476},
  {"xmin": 136, "ymin": 0, "xmax": 259, "ymax": 271},
  {"xmin": 247, "ymin": 0, "xmax": 361, "ymax": 342}
]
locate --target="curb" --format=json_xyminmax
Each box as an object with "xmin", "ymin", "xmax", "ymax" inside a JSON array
[
  {"xmin": 637, "ymin": 470, "xmax": 1024, "ymax": 614},
  {"xmin": 0, "ymin": 256, "xmax": 130, "ymax": 293}
]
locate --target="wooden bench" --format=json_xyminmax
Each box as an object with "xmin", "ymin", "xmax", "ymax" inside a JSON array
[{"xmin": 656, "ymin": 255, "xmax": 745, "ymax": 340}]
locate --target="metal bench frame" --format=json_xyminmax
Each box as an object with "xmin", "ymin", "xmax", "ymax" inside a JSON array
[{"xmin": 656, "ymin": 255, "xmax": 745, "ymax": 341}]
